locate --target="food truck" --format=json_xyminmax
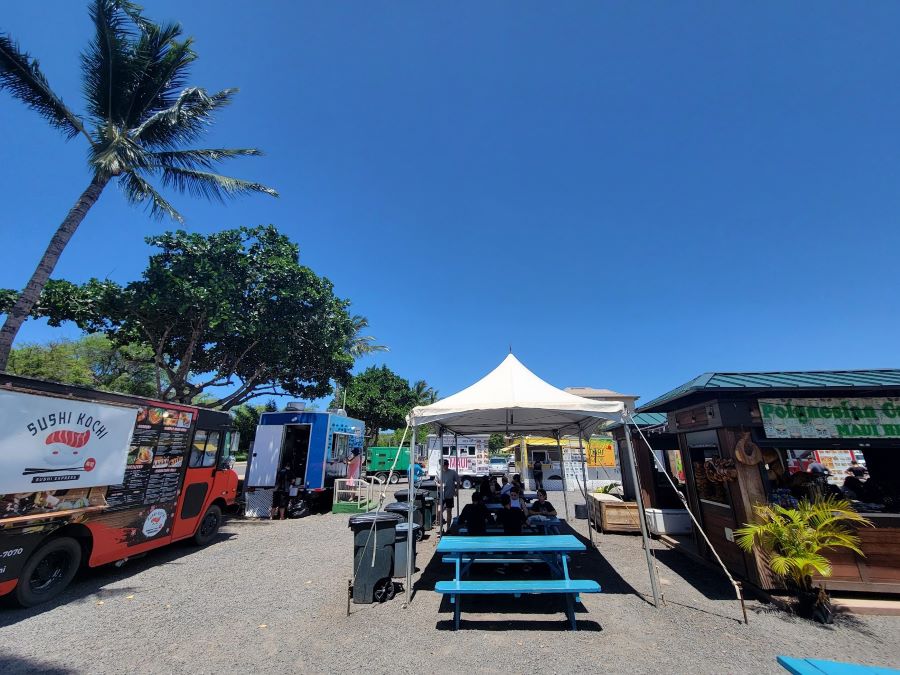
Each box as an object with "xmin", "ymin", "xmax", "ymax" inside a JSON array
[
  {"xmin": 243, "ymin": 405, "xmax": 365, "ymax": 517},
  {"xmin": 425, "ymin": 433, "xmax": 490, "ymax": 489},
  {"xmin": 0, "ymin": 374, "xmax": 239, "ymax": 607}
]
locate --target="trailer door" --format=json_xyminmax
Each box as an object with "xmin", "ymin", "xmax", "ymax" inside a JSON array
[{"xmin": 246, "ymin": 425, "xmax": 285, "ymax": 488}]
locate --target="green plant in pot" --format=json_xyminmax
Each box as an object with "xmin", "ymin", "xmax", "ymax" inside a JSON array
[
  {"xmin": 594, "ymin": 482, "xmax": 620, "ymax": 494},
  {"xmin": 735, "ymin": 496, "xmax": 872, "ymax": 624}
]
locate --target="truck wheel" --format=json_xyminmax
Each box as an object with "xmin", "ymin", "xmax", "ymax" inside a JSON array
[
  {"xmin": 15, "ymin": 537, "xmax": 82, "ymax": 608},
  {"xmin": 461, "ymin": 477, "xmax": 473, "ymax": 490},
  {"xmin": 388, "ymin": 473, "xmax": 400, "ymax": 485},
  {"xmin": 374, "ymin": 473, "xmax": 387, "ymax": 484},
  {"xmin": 193, "ymin": 505, "xmax": 222, "ymax": 546}
]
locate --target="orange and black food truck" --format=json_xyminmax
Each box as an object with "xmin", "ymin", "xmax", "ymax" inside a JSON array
[{"xmin": 0, "ymin": 374, "xmax": 238, "ymax": 607}]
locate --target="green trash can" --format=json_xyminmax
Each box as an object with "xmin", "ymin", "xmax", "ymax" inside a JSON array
[{"xmin": 349, "ymin": 511, "xmax": 402, "ymax": 603}]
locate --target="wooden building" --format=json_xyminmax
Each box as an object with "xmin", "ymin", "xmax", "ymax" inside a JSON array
[{"xmin": 638, "ymin": 370, "xmax": 900, "ymax": 595}]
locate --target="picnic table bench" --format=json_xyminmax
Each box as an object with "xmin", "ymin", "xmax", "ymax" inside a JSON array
[
  {"xmin": 777, "ymin": 656, "xmax": 898, "ymax": 675},
  {"xmin": 434, "ymin": 535, "xmax": 601, "ymax": 630}
]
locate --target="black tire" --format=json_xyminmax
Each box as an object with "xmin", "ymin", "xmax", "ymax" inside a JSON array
[
  {"xmin": 414, "ymin": 527, "xmax": 424, "ymax": 542},
  {"xmin": 388, "ymin": 473, "xmax": 400, "ymax": 485},
  {"xmin": 373, "ymin": 578, "xmax": 395, "ymax": 603},
  {"xmin": 375, "ymin": 473, "xmax": 387, "ymax": 484},
  {"xmin": 461, "ymin": 477, "xmax": 473, "ymax": 490},
  {"xmin": 15, "ymin": 537, "xmax": 82, "ymax": 608},
  {"xmin": 193, "ymin": 504, "xmax": 222, "ymax": 546},
  {"xmin": 287, "ymin": 500, "xmax": 310, "ymax": 519}
]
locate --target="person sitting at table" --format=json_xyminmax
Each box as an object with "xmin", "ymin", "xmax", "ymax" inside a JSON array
[
  {"xmin": 458, "ymin": 491, "xmax": 490, "ymax": 536},
  {"xmin": 499, "ymin": 475, "xmax": 512, "ymax": 495},
  {"xmin": 478, "ymin": 476, "xmax": 493, "ymax": 501},
  {"xmin": 526, "ymin": 488, "xmax": 560, "ymax": 534},
  {"xmin": 509, "ymin": 486, "xmax": 524, "ymax": 510},
  {"xmin": 511, "ymin": 474, "xmax": 529, "ymax": 501},
  {"xmin": 496, "ymin": 493, "xmax": 526, "ymax": 535}
]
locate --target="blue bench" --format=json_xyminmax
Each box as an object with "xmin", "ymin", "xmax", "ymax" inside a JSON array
[
  {"xmin": 435, "ymin": 578, "xmax": 601, "ymax": 630},
  {"xmin": 777, "ymin": 656, "xmax": 898, "ymax": 674}
]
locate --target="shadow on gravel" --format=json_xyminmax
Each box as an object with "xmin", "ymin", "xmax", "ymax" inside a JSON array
[
  {"xmin": 0, "ymin": 529, "xmax": 235, "ymax": 627},
  {"xmin": 648, "ymin": 548, "xmax": 737, "ymax": 601},
  {"xmin": 0, "ymin": 652, "xmax": 75, "ymax": 675}
]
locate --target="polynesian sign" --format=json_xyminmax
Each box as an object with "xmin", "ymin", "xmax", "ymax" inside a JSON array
[
  {"xmin": 760, "ymin": 397, "xmax": 900, "ymax": 439},
  {"xmin": 0, "ymin": 390, "xmax": 138, "ymax": 494}
]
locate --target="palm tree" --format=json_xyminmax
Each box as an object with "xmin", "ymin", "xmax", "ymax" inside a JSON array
[
  {"xmin": 0, "ymin": 0, "xmax": 277, "ymax": 369},
  {"xmin": 412, "ymin": 379, "xmax": 438, "ymax": 405},
  {"xmin": 347, "ymin": 315, "xmax": 388, "ymax": 358},
  {"xmin": 735, "ymin": 496, "xmax": 872, "ymax": 622}
]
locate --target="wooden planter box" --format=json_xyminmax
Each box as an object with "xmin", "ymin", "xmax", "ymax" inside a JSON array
[{"xmin": 589, "ymin": 494, "xmax": 641, "ymax": 533}]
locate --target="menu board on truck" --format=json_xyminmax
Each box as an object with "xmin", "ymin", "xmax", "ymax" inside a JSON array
[{"xmin": 0, "ymin": 389, "xmax": 138, "ymax": 495}]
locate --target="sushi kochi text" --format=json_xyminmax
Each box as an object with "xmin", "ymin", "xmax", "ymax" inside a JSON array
[{"xmin": 25, "ymin": 411, "xmax": 110, "ymax": 440}]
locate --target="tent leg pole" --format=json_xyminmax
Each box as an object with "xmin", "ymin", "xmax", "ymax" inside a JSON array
[
  {"xmin": 436, "ymin": 425, "xmax": 443, "ymax": 535},
  {"xmin": 556, "ymin": 433, "xmax": 570, "ymax": 521},
  {"xmin": 406, "ymin": 421, "xmax": 416, "ymax": 606},
  {"xmin": 623, "ymin": 418, "xmax": 661, "ymax": 608},
  {"xmin": 578, "ymin": 433, "xmax": 594, "ymax": 548},
  {"xmin": 454, "ymin": 432, "xmax": 460, "ymax": 521}
]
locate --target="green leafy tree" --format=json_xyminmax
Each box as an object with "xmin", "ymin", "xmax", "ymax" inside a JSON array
[
  {"xmin": 332, "ymin": 366, "xmax": 422, "ymax": 447},
  {"xmin": 8, "ymin": 333, "xmax": 157, "ymax": 397},
  {"xmin": 348, "ymin": 316, "xmax": 388, "ymax": 358},
  {"xmin": 488, "ymin": 433, "xmax": 507, "ymax": 453},
  {"xmin": 412, "ymin": 380, "xmax": 438, "ymax": 405},
  {"xmin": 0, "ymin": 0, "xmax": 276, "ymax": 369},
  {"xmin": 3, "ymin": 227, "xmax": 360, "ymax": 409}
]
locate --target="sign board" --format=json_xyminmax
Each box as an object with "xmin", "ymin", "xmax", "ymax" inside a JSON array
[
  {"xmin": 587, "ymin": 438, "xmax": 617, "ymax": 468},
  {"xmin": 759, "ymin": 397, "xmax": 900, "ymax": 439},
  {"xmin": 0, "ymin": 390, "xmax": 138, "ymax": 495}
]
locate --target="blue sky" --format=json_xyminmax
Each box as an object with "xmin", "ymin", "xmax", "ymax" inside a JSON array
[{"xmin": 2, "ymin": 2, "xmax": 900, "ymax": 407}]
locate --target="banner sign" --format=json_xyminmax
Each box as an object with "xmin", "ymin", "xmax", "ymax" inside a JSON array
[
  {"xmin": 587, "ymin": 438, "xmax": 617, "ymax": 467},
  {"xmin": 760, "ymin": 397, "xmax": 900, "ymax": 439},
  {"xmin": 0, "ymin": 390, "xmax": 138, "ymax": 494}
]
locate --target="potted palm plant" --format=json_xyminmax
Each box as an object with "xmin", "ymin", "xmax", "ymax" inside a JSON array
[{"xmin": 735, "ymin": 496, "xmax": 872, "ymax": 624}]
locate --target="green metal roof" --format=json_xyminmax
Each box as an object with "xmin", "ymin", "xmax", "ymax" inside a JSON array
[
  {"xmin": 639, "ymin": 369, "xmax": 900, "ymax": 413},
  {"xmin": 605, "ymin": 412, "xmax": 668, "ymax": 431}
]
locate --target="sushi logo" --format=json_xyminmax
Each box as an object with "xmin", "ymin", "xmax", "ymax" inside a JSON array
[
  {"xmin": 142, "ymin": 509, "xmax": 167, "ymax": 537},
  {"xmin": 43, "ymin": 429, "xmax": 93, "ymax": 467}
]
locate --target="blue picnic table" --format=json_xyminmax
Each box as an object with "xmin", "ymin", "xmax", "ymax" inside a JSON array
[
  {"xmin": 434, "ymin": 535, "xmax": 601, "ymax": 630},
  {"xmin": 777, "ymin": 656, "xmax": 899, "ymax": 675}
]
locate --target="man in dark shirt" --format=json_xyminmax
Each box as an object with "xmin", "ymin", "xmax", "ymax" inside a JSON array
[
  {"xmin": 846, "ymin": 460, "xmax": 868, "ymax": 478},
  {"xmin": 496, "ymin": 494, "xmax": 526, "ymax": 535},
  {"xmin": 458, "ymin": 492, "xmax": 489, "ymax": 536}
]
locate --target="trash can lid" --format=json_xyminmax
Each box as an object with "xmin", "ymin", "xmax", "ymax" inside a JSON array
[
  {"xmin": 383, "ymin": 501, "xmax": 413, "ymax": 512},
  {"xmin": 348, "ymin": 511, "xmax": 403, "ymax": 527},
  {"xmin": 396, "ymin": 522, "xmax": 422, "ymax": 533},
  {"xmin": 395, "ymin": 489, "xmax": 429, "ymax": 498}
]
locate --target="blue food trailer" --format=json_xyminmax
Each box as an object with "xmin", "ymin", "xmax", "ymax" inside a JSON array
[{"xmin": 243, "ymin": 405, "xmax": 364, "ymax": 517}]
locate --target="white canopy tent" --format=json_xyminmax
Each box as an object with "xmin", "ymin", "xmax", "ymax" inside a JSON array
[{"xmin": 401, "ymin": 354, "xmax": 661, "ymax": 608}]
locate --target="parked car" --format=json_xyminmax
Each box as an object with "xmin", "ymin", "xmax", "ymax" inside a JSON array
[{"xmin": 489, "ymin": 456, "xmax": 509, "ymax": 476}]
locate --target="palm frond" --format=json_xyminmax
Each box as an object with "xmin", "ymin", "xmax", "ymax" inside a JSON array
[
  {"xmin": 120, "ymin": 170, "xmax": 183, "ymax": 221},
  {"xmin": 156, "ymin": 165, "xmax": 278, "ymax": 201},
  {"xmin": 132, "ymin": 87, "xmax": 236, "ymax": 149},
  {"xmin": 0, "ymin": 34, "xmax": 86, "ymax": 140},
  {"xmin": 82, "ymin": 0, "xmax": 139, "ymax": 125},
  {"xmin": 150, "ymin": 148, "xmax": 263, "ymax": 170},
  {"xmin": 122, "ymin": 24, "xmax": 195, "ymax": 127}
]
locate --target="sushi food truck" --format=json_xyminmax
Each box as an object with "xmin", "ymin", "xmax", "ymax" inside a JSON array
[
  {"xmin": 0, "ymin": 374, "xmax": 239, "ymax": 607},
  {"xmin": 243, "ymin": 404, "xmax": 365, "ymax": 517},
  {"xmin": 425, "ymin": 433, "xmax": 490, "ymax": 489}
]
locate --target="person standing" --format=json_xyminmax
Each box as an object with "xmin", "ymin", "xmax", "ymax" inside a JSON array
[
  {"xmin": 532, "ymin": 457, "xmax": 544, "ymax": 490},
  {"xmin": 440, "ymin": 459, "xmax": 459, "ymax": 534}
]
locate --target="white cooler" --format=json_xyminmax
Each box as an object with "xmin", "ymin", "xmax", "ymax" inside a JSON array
[{"xmin": 645, "ymin": 508, "xmax": 692, "ymax": 535}]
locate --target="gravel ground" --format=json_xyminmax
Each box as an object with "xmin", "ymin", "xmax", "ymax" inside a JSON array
[{"xmin": 1, "ymin": 491, "xmax": 899, "ymax": 674}]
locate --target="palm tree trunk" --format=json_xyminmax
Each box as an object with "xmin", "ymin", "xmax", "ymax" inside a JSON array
[{"xmin": 0, "ymin": 175, "xmax": 110, "ymax": 370}]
